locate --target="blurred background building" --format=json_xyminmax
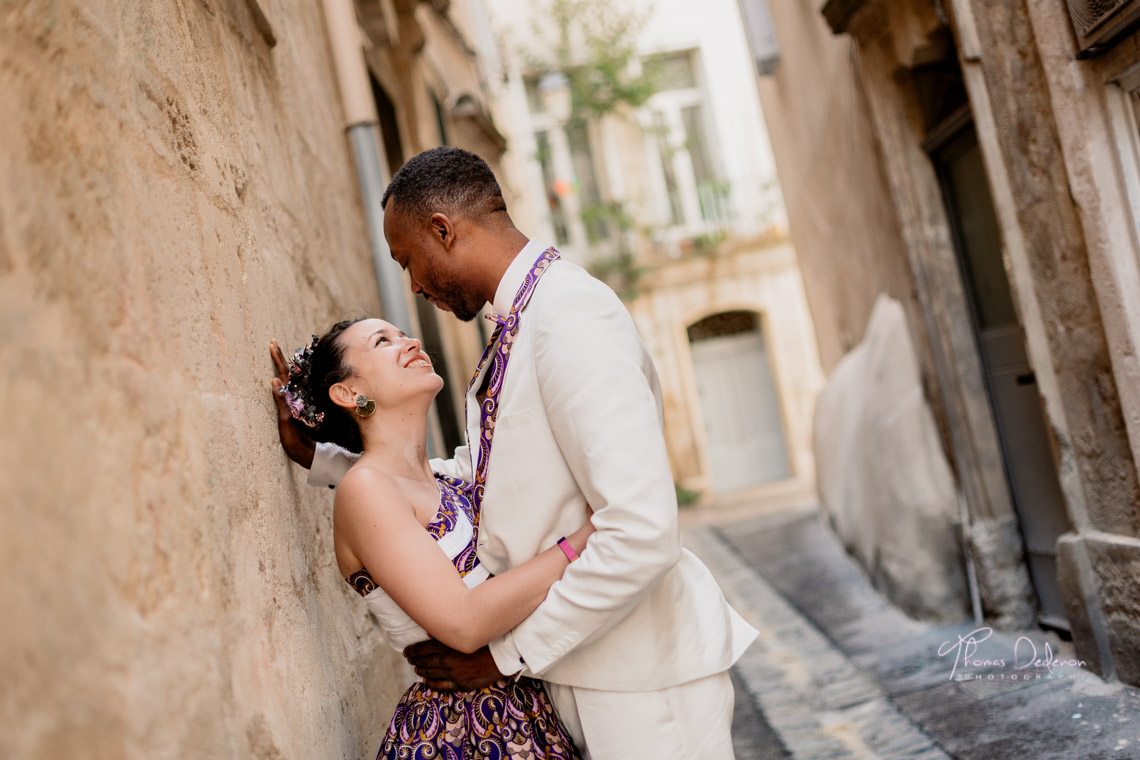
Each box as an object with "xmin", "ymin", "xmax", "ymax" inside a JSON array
[
  {"xmin": 485, "ymin": 0, "xmax": 824, "ymax": 502},
  {"xmin": 747, "ymin": 0, "xmax": 1140, "ymax": 687}
]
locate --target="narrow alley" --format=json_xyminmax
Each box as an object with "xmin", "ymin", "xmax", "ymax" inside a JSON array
[
  {"xmin": 8, "ymin": 0, "xmax": 1140, "ymax": 757},
  {"xmin": 684, "ymin": 494, "xmax": 1140, "ymax": 760}
]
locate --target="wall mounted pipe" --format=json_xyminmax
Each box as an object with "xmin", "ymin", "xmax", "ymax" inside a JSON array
[
  {"xmin": 321, "ymin": 0, "xmax": 412, "ymax": 334},
  {"xmin": 321, "ymin": 0, "xmax": 439, "ymax": 457}
]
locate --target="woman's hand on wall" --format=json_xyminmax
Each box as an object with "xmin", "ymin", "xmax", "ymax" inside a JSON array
[{"xmin": 270, "ymin": 339, "xmax": 316, "ymax": 469}]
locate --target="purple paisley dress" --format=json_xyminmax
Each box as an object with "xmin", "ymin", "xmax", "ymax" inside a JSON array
[{"xmin": 345, "ymin": 475, "xmax": 581, "ymax": 760}]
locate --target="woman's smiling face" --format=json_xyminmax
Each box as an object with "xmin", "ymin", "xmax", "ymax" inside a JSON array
[{"xmin": 334, "ymin": 318, "xmax": 444, "ymax": 409}]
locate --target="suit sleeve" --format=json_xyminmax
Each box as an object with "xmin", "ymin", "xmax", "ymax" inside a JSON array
[
  {"xmin": 307, "ymin": 442, "xmax": 359, "ymax": 489},
  {"xmin": 430, "ymin": 444, "xmax": 473, "ymax": 482},
  {"xmin": 489, "ymin": 281, "xmax": 681, "ymax": 676}
]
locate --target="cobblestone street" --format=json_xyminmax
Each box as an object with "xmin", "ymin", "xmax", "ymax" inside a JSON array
[{"xmin": 684, "ymin": 499, "xmax": 1140, "ymax": 760}]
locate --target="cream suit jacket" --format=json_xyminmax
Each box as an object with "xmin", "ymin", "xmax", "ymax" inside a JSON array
[{"xmin": 309, "ymin": 240, "xmax": 757, "ymax": 692}]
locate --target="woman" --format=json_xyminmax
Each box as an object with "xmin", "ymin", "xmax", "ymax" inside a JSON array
[{"xmin": 273, "ymin": 317, "xmax": 588, "ymax": 760}]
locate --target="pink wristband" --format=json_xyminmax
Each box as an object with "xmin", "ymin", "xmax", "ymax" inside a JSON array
[{"xmin": 557, "ymin": 537, "xmax": 579, "ymax": 563}]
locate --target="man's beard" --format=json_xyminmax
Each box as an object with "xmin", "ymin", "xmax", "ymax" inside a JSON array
[
  {"xmin": 431, "ymin": 279, "xmax": 481, "ymax": 322},
  {"xmin": 451, "ymin": 303, "xmax": 479, "ymax": 322}
]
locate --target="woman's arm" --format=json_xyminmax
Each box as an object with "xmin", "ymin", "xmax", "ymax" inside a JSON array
[{"xmin": 334, "ymin": 467, "xmax": 591, "ymax": 654}]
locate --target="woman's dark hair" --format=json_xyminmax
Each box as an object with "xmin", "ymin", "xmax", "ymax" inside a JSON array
[{"xmin": 306, "ymin": 318, "xmax": 366, "ymax": 453}]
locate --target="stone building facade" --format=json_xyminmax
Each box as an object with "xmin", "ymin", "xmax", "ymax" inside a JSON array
[
  {"xmin": 358, "ymin": 0, "xmax": 508, "ymax": 456},
  {"xmin": 0, "ymin": 0, "xmax": 503, "ymax": 756},
  {"xmin": 486, "ymin": 0, "xmax": 825, "ymax": 502},
  {"xmin": 751, "ymin": 0, "xmax": 1140, "ymax": 685}
]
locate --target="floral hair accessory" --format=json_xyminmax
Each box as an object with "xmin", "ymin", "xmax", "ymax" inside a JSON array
[{"xmin": 283, "ymin": 335, "xmax": 325, "ymax": 428}]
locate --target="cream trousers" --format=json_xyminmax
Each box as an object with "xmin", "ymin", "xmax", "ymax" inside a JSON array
[{"xmin": 546, "ymin": 670, "xmax": 736, "ymax": 760}]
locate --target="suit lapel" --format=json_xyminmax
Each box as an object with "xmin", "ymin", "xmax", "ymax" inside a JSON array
[{"xmin": 467, "ymin": 248, "xmax": 560, "ymax": 515}]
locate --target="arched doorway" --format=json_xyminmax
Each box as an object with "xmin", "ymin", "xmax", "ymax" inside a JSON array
[{"xmin": 688, "ymin": 310, "xmax": 790, "ymax": 492}]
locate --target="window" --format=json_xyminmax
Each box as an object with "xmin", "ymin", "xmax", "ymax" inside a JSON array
[
  {"xmin": 432, "ymin": 91, "xmax": 449, "ymax": 145},
  {"xmin": 682, "ymin": 105, "xmax": 711, "ymax": 186},
  {"xmin": 370, "ymin": 75, "xmax": 405, "ymax": 173},
  {"xmin": 642, "ymin": 50, "xmax": 730, "ymax": 237},
  {"xmin": 737, "ymin": 0, "xmax": 780, "ymax": 76},
  {"xmin": 567, "ymin": 123, "xmax": 608, "ymax": 242},
  {"xmin": 653, "ymin": 112, "xmax": 684, "ymax": 226},
  {"xmin": 653, "ymin": 52, "xmax": 698, "ymax": 91},
  {"xmin": 535, "ymin": 131, "xmax": 570, "ymax": 245},
  {"xmin": 524, "ymin": 68, "xmax": 613, "ymax": 256},
  {"xmin": 1106, "ymin": 69, "xmax": 1140, "ymax": 257},
  {"xmin": 1065, "ymin": 0, "xmax": 1140, "ymax": 56},
  {"xmin": 524, "ymin": 76, "xmax": 545, "ymax": 115}
]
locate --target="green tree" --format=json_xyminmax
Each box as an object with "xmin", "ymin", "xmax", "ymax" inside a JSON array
[
  {"xmin": 525, "ymin": 0, "xmax": 661, "ymax": 300},
  {"xmin": 530, "ymin": 0, "xmax": 660, "ymax": 126}
]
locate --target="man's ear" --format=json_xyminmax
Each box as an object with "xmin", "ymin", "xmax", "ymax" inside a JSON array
[{"xmin": 430, "ymin": 213, "xmax": 455, "ymax": 251}]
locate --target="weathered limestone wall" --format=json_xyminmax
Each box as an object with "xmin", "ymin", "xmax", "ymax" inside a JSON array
[
  {"xmin": 813, "ymin": 296, "xmax": 969, "ymax": 621},
  {"xmin": 826, "ymin": 0, "xmax": 1038, "ymax": 628},
  {"xmin": 948, "ymin": 0, "xmax": 1140, "ymax": 539},
  {"xmin": 810, "ymin": 0, "xmax": 1140, "ymax": 676},
  {"xmin": 0, "ymin": 2, "xmax": 410, "ymax": 757},
  {"xmin": 754, "ymin": 0, "xmax": 1006, "ymax": 621},
  {"xmin": 753, "ymin": 0, "xmax": 931, "ymax": 380},
  {"xmin": 948, "ymin": 0, "xmax": 1140, "ymax": 682}
]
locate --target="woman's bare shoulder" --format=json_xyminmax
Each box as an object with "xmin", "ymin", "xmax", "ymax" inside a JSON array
[{"xmin": 334, "ymin": 465, "xmax": 411, "ymax": 523}]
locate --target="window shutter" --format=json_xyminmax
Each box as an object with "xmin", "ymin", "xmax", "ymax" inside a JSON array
[{"xmin": 1066, "ymin": 0, "xmax": 1140, "ymax": 57}]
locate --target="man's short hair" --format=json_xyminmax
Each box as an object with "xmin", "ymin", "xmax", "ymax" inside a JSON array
[{"xmin": 381, "ymin": 146, "xmax": 507, "ymax": 223}]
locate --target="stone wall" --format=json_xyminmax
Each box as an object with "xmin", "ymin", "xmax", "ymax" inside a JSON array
[
  {"xmin": 0, "ymin": 2, "xmax": 410, "ymax": 757},
  {"xmin": 753, "ymin": 0, "xmax": 995, "ymax": 620},
  {"xmin": 949, "ymin": 0, "xmax": 1140, "ymax": 538},
  {"xmin": 952, "ymin": 0, "xmax": 1140, "ymax": 682},
  {"xmin": 813, "ymin": 296, "xmax": 969, "ymax": 621},
  {"xmin": 752, "ymin": 0, "xmax": 930, "ymax": 380},
  {"xmin": 805, "ymin": 0, "xmax": 1140, "ymax": 674}
]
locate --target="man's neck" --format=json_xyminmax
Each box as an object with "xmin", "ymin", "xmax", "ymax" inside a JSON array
[{"xmin": 476, "ymin": 226, "xmax": 530, "ymax": 304}]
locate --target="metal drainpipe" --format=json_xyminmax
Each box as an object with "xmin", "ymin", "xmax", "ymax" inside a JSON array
[
  {"xmin": 321, "ymin": 0, "xmax": 439, "ymax": 458},
  {"xmin": 958, "ymin": 491, "xmax": 984, "ymax": 626}
]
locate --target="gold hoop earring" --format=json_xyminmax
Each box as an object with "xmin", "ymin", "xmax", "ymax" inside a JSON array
[{"xmin": 354, "ymin": 394, "xmax": 376, "ymax": 417}]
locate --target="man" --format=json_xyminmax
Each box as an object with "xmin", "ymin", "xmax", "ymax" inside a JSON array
[{"xmin": 273, "ymin": 147, "xmax": 756, "ymax": 758}]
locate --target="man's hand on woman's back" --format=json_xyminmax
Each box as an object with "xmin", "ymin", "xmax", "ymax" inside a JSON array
[{"xmin": 404, "ymin": 639, "xmax": 504, "ymax": 691}]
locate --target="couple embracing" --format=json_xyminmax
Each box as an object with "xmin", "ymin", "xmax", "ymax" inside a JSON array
[{"xmin": 270, "ymin": 147, "xmax": 757, "ymax": 759}]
